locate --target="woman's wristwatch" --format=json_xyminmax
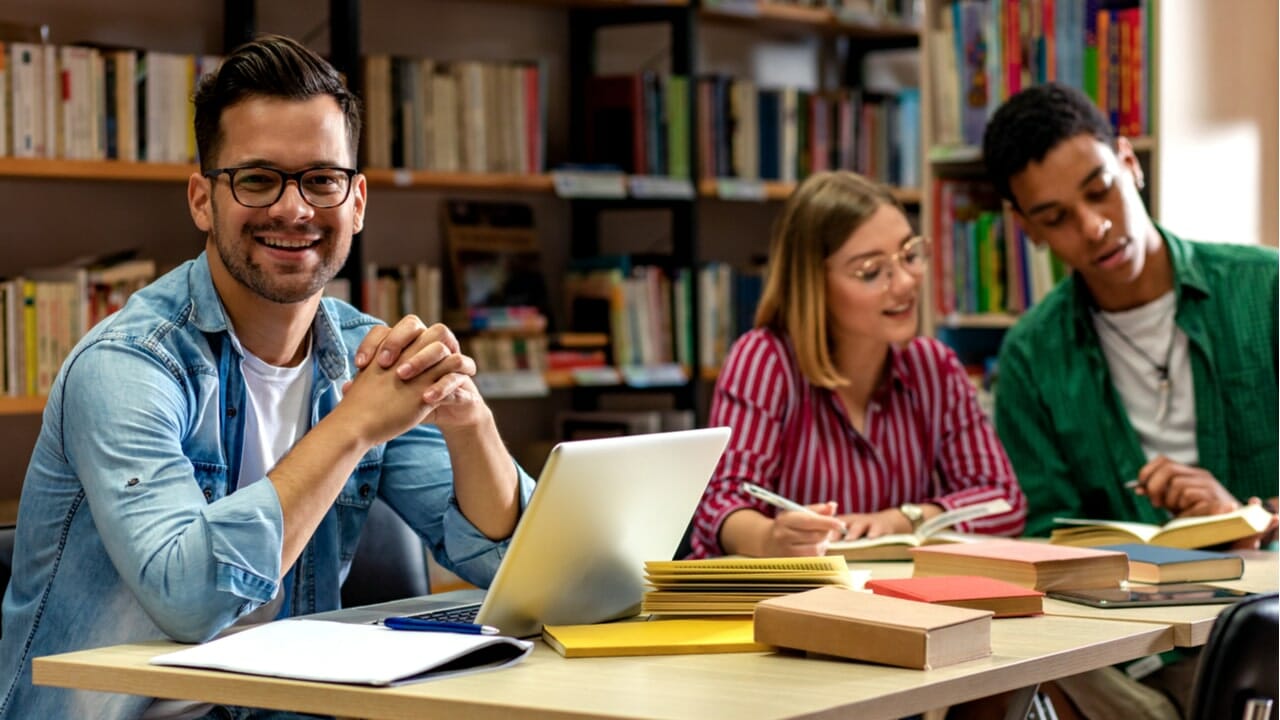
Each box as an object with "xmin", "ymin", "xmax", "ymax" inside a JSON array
[{"xmin": 898, "ymin": 502, "xmax": 925, "ymax": 532}]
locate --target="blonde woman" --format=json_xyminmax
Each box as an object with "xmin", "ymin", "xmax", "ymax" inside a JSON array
[{"xmin": 690, "ymin": 171, "xmax": 1026, "ymax": 558}]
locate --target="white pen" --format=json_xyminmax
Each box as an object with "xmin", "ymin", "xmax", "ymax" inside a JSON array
[{"xmin": 740, "ymin": 482, "xmax": 847, "ymax": 539}]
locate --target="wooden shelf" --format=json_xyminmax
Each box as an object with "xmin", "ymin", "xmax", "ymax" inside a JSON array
[
  {"xmin": 698, "ymin": 178, "xmax": 921, "ymax": 205},
  {"xmin": 702, "ymin": 2, "xmax": 920, "ymax": 40},
  {"xmin": 495, "ymin": 0, "xmax": 688, "ymax": 7},
  {"xmin": 0, "ymin": 158, "xmax": 196, "ymax": 183},
  {"xmin": 929, "ymin": 136, "xmax": 1157, "ymax": 166},
  {"xmin": 937, "ymin": 313, "xmax": 1019, "ymax": 329},
  {"xmin": 0, "ymin": 396, "xmax": 47, "ymax": 416},
  {"xmin": 362, "ymin": 168, "xmax": 556, "ymax": 193}
]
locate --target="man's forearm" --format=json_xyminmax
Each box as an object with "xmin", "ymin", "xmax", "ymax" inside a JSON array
[
  {"xmin": 269, "ymin": 408, "xmax": 372, "ymax": 574},
  {"xmin": 442, "ymin": 408, "xmax": 521, "ymax": 540}
]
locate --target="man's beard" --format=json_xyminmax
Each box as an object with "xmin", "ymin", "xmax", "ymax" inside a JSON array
[{"xmin": 211, "ymin": 220, "xmax": 346, "ymax": 304}]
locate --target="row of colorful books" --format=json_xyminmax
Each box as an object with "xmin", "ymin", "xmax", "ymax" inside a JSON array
[
  {"xmin": 697, "ymin": 77, "xmax": 921, "ymax": 189},
  {"xmin": 0, "ymin": 254, "xmax": 156, "ymax": 397},
  {"xmin": 0, "ymin": 41, "xmax": 221, "ymax": 162},
  {"xmin": 930, "ymin": 177, "xmax": 1069, "ymax": 317},
  {"xmin": 361, "ymin": 55, "xmax": 545, "ymax": 175},
  {"xmin": 933, "ymin": 0, "xmax": 1152, "ymax": 148},
  {"xmin": 564, "ymin": 259, "xmax": 765, "ymax": 374}
]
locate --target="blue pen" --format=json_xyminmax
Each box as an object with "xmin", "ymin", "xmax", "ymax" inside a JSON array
[{"xmin": 382, "ymin": 616, "xmax": 499, "ymax": 635}]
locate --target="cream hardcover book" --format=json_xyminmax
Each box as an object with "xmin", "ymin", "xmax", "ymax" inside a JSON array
[
  {"xmin": 826, "ymin": 499, "xmax": 1012, "ymax": 561},
  {"xmin": 1050, "ymin": 504, "xmax": 1273, "ymax": 549},
  {"xmin": 753, "ymin": 586, "xmax": 993, "ymax": 670}
]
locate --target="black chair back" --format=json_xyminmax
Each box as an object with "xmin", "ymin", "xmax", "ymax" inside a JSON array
[
  {"xmin": 1188, "ymin": 592, "xmax": 1279, "ymax": 720},
  {"xmin": 0, "ymin": 524, "xmax": 14, "ymax": 637},
  {"xmin": 340, "ymin": 498, "xmax": 430, "ymax": 608}
]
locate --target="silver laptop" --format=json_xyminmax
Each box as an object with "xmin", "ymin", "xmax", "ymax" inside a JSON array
[{"xmin": 308, "ymin": 426, "xmax": 731, "ymax": 638}]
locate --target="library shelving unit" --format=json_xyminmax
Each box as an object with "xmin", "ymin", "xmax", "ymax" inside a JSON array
[
  {"xmin": 918, "ymin": 0, "xmax": 1160, "ymax": 352},
  {"xmin": 0, "ymin": 0, "xmax": 926, "ymax": 423}
]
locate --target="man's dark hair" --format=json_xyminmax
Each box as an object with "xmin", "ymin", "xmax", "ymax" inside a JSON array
[
  {"xmin": 982, "ymin": 82, "xmax": 1114, "ymax": 210},
  {"xmin": 193, "ymin": 34, "xmax": 362, "ymax": 170}
]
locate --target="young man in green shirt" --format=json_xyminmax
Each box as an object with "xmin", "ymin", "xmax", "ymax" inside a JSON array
[
  {"xmin": 979, "ymin": 82, "xmax": 1278, "ymax": 720},
  {"xmin": 983, "ymin": 82, "xmax": 1277, "ymax": 539}
]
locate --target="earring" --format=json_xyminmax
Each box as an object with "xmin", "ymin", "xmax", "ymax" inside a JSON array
[{"xmin": 1135, "ymin": 176, "xmax": 1146, "ymax": 191}]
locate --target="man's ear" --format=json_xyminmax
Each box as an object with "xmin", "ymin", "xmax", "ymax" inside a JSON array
[
  {"xmin": 1115, "ymin": 136, "xmax": 1145, "ymax": 190},
  {"xmin": 189, "ymin": 173, "xmax": 213, "ymax": 232},
  {"xmin": 351, "ymin": 173, "xmax": 367, "ymax": 234}
]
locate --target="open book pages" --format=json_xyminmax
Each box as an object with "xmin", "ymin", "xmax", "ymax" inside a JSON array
[
  {"xmin": 1050, "ymin": 503, "xmax": 1273, "ymax": 549},
  {"xmin": 150, "ymin": 620, "xmax": 533, "ymax": 686},
  {"xmin": 641, "ymin": 556, "xmax": 865, "ymax": 616},
  {"xmin": 826, "ymin": 498, "xmax": 1013, "ymax": 561}
]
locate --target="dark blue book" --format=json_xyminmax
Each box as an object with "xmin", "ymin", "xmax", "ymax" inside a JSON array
[{"xmin": 1098, "ymin": 544, "xmax": 1244, "ymax": 584}]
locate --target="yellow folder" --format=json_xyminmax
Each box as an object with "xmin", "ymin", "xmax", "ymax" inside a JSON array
[{"xmin": 541, "ymin": 618, "xmax": 770, "ymax": 658}]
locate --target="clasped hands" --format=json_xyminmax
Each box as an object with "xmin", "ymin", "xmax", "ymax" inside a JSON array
[{"xmin": 338, "ymin": 315, "xmax": 487, "ymax": 445}]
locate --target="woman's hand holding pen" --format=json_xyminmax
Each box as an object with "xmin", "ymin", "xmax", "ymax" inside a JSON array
[{"xmin": 764, "ymin": 502, "xmax": 846, "ymax": 557}]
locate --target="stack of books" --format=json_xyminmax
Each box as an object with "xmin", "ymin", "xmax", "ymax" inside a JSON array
[{"xmin": 641, "ymin": 556, "xmax": 855, "ymax": 616}]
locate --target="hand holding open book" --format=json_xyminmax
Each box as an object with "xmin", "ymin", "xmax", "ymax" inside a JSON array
[
  {"xmin": 825, "ymin": 499, "xmax": 1012, "ymax": 561},
  {"xmin": 1050, "ymin": 503, "xmax": 1274, "ymax": 549}
]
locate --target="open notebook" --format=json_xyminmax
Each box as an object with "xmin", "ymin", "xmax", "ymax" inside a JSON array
[{"xmin": 151, "ymin": 620, "xmax": 532, "ymax": 686}]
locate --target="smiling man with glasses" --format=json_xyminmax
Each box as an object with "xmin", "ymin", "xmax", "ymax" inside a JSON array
[
  {"xmin": 688, "ymin": 170, "xmax": 1026, "ymax": 561},
  {"xmin": 0, "ymin": 35, "xmax": 534, "ymax": 720}
]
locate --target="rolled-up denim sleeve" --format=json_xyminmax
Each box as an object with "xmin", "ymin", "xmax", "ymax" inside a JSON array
[
  {"xmin": 376, "ymin": 424, "xmax": 535, "ymax": 589},
  {"xmin": 60, "ymin": 341, "xmax": 283, "ymax": 643}
]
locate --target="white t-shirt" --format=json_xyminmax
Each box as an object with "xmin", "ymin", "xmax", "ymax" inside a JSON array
[
  {"xmin": 144, "ymin": 329, "xmax": 313, "ymax": 720},
  {"xmin": 1093, "ymin": 291, "xmax": 1197, "ymax": 465}
]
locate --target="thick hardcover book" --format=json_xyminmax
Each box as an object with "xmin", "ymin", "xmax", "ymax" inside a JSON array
[
  {"xmin": 1098, "ymin": 544, "xmax": 1245, "ymax": 584},
  {"xmin": 909, "ymin": 540, "xmax": 1129, "ymax": 591},
  {"xmin": 753, "ymin": 586, "xmax": 992, "ymax": 670},
  {"xmin": 1050, "ymin": 504, "xmax": 1273, "ymax": 549},
  {"xmin": 866, "ymin": 575, "xmax": 1044, "ymax": 618}
]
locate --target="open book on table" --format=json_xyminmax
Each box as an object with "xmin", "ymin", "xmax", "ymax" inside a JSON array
[
  {"xmin": 825, "ymin": 499, "xmax": 1012, "ymax": 561},
  {"xmin": 150, "ymin": 619, "xmax": 533, "ymax": 686},
  {"xmin": 1050, "ymin": 503, "xmax": 1273, "ymax": 549}
]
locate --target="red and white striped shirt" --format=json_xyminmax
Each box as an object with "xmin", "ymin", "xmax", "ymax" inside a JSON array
[{"xmin": 690, "ymin": 328, "xmax": 1026, "ymax": 558}]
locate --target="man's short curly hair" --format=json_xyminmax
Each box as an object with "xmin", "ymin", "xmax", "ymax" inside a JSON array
[{"xmin": 982, "ymin": 82, "xmax": 1114, "ymax": 210}]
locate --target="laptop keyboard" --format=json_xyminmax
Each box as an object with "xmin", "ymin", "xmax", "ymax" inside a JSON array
[{"xmin": 408, "ymin": 604, "xmax": 481, "ymax": 623}]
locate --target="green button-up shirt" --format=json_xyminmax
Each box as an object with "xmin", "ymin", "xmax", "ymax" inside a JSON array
[{"xmin": 996, "ymin": 227, "xmax": 1278, "ymax": 536}]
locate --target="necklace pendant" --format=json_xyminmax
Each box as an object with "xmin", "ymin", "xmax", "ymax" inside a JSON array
[{"xmin": 1155, "ymin": 377, "xmax": 1171, "ymax": 424}]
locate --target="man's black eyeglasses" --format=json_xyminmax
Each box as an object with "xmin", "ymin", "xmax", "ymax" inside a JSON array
[{"xmin": 202, "ymin": 166, "xmax": 358, "ymax": 209}]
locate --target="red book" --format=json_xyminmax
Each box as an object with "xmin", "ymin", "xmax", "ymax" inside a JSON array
[
  {"xmin": 909, "ymin": 540, "xmax": 1129, "ymax": 591},
  {"xmin": 868, "ymin": 575, "xmax": 1044, "ymax": 617}
]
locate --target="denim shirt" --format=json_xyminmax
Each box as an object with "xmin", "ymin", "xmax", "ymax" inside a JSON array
[{"xmin": 0, "ymin": 253, "xmax": 535, "ymax": 719}]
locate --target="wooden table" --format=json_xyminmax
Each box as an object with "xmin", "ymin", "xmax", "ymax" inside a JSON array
[{"xmin": 34, "ymin": 614, "xmax": 1171, "ymax": 720}]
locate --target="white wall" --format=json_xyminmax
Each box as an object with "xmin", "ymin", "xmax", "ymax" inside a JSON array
[{"xmin": 1156, "ymin": 0, "xmax": 1279, "ymax": 247}]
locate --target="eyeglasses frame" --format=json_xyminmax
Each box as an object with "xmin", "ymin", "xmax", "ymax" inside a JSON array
[{"xmin": 201, "ymin": 165, "xmax": 359, "ymax": 209}]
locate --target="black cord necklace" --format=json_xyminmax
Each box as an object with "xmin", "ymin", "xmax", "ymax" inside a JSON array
[{"xmin": 1094, "ymin": 310, "xmax": 1177, "ymax": 423}]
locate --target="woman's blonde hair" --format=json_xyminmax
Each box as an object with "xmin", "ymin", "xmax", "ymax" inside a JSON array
[{"xmin": 754, "ymin": 171, "xmax": 903, "ymax": 389}]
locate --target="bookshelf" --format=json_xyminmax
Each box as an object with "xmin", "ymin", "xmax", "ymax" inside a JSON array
[
  {"xmin": 918, "ymin": 0, "xmax": 1162, "ymax": 343},
  {"xmin": 0, "ymin": 0, "xmax": 927, "ymax": 490}
]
